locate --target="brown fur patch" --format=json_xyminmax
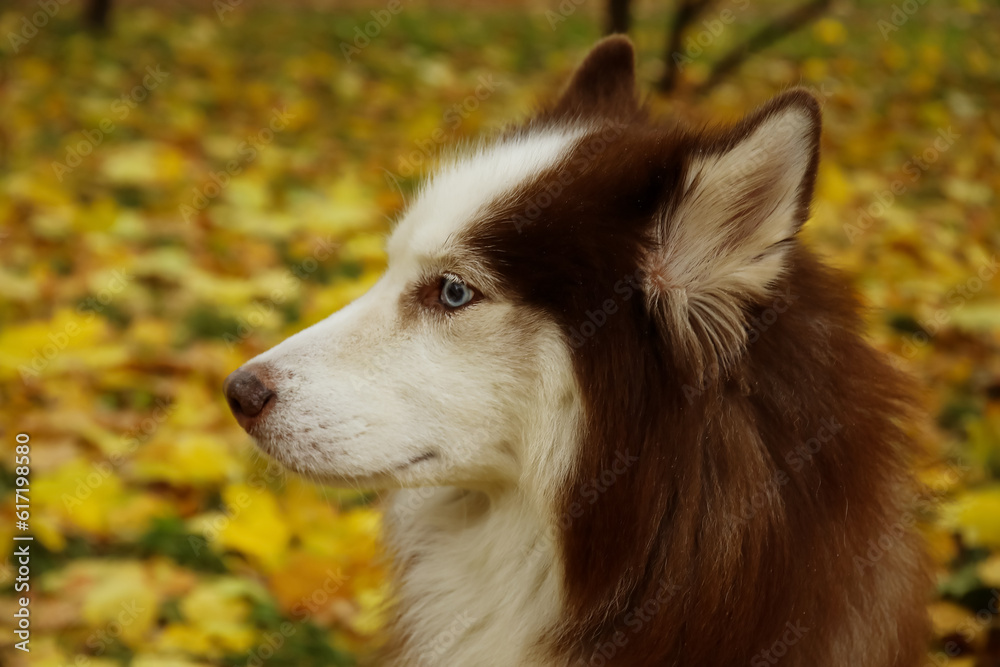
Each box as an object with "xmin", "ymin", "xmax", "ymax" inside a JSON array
[{"xmin": 452, "ymin": 38, "xmax": 929, "ymax": 666}]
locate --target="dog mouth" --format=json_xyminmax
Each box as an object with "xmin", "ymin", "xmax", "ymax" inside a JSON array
[{"xmin": 252, "ymin": 436, "xmax": 438, "ymax": 484}]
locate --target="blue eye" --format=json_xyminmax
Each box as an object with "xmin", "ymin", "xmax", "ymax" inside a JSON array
[{"xmin": 440, "ymin": 276, "xmax": 475, "ymax": 309}]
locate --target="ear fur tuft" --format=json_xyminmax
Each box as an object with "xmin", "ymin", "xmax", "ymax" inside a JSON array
[{"xmin": 645, "ymin": 90, "xmax": 822, "ymax": 381}]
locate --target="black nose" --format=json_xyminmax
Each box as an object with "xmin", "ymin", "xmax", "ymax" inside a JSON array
[{"xmin": 224, "ymin": 366, "xmax": 276, "ymax": 432}]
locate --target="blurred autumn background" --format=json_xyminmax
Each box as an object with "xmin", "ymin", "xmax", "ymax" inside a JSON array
[{"xmin": 0, "ymin": 0, "xmax": 998, "ymax": 664}]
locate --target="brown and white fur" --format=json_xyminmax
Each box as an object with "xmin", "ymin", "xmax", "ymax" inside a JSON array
[{"xmin": 224, "ymin": 37, "xmax": 930, "ymax": 666}]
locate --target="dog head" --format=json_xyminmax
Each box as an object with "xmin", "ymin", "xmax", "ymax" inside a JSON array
[{"xmin": 224, "ymin": 36, "xmax": 820, "ymax": 494}]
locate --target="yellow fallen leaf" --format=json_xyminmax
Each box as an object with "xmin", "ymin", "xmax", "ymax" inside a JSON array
[
  {"xmin": 813, "ymin": 18, "xmax": 846, "ymax": 45},
  {"xmin": 130, "ymin": 433, "xmax": 238, "ymax": 485},
  {"xmin": 928, "ymin": 600, "xmax": 977, "ymax": 638},
  {"xmin": 81, "ymin": 564, "xmax": 159, "ymax": 648},
  {"xmin": 215, "ymin": 484, "xmax": 291, "ymax": 571},
  {"xmin": 169, "ymin": 578, "xmax": 260, "ymax": 654},
  {"xmin": 946, "ymin": 487, "xmax": 1000, "ymax": 549},
  {"xmin": 976, "ymin": 554, "xmax": 1000, "ymax": 588},
  {"xmin": 269, "ymin": 551, "xmax": 350, "ymax": 614}
]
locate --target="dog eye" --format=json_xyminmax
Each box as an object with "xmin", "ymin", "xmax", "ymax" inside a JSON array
[{"xmin": 440, "ymin": 276, "xmax": 475, "ymax": 309}]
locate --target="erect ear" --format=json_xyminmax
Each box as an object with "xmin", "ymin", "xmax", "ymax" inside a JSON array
[
  {"xmin": 549, "ymin": 35, "xmax": 639, "ymax": 121},
  {"xmin": 644, "ymin": 89, "xmax": 821, "ymax": 379}
]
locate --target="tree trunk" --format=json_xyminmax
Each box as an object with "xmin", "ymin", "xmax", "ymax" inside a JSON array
[
  {"xmin": 85, "ymin": 0, "xmax": 112, "ymax": 32},
  {"xmin": 606, "ymin": 0, "xmax": 631, "ymax": 35}
]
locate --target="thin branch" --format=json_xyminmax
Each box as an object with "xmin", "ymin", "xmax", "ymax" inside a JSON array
[
  {"xmin": 698, "ymin": 0, "xmax": 831, "ymax": 93},
  {"xmin": 659, "ymin": 0, "xmax": 715, "ymax": 93}
]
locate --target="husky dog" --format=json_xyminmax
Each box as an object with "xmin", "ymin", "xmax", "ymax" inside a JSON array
[{"xmin": 226, "ymin": 36, "xmax": 929, "ymax": 666}]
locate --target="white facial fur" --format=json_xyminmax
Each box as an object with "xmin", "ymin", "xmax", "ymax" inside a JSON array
[{"xmin": 241, "ymin": 128, "xmax": 585, "ymax": 494}]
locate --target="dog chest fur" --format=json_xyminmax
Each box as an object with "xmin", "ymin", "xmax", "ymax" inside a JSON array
[{"xmin": 381, "ymin": 488, "xmax": 564, "ymax": 666}]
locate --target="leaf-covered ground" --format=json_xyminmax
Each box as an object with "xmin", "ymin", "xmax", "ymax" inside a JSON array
[{"xmin": 0, "ymin": 1, "xmax": 998, "ymax": 665}]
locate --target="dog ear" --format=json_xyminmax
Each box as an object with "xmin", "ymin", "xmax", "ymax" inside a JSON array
[
  {"xmin": 549, "ymin": 35, "xmax": 639, "ymax": 121},
  {"xmin": 644, "ymin": 90, "xmax": 821, "ymax": 379}
]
